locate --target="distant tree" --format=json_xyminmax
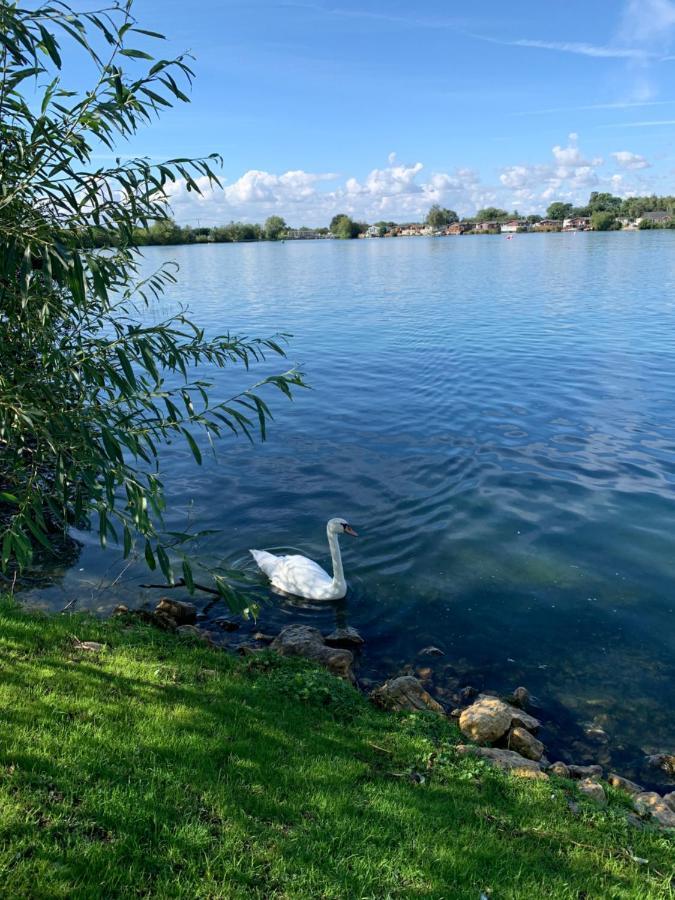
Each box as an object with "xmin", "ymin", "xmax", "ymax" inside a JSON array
[
  {"xmin": 264, "ymin": 216, "xmax": 287, "ymax": 241},
  {"xmin": 546, "ymin": 202, "xmax": 573, "ymax": 221},
  {"xmin": 587, "ymin": 192, "xmax": 622, "ymax": 214},
  {"xmin": 475, "ymin": 207, "xmax": 509, "ymax": 223},
  {"xmin": 330, "ymin": 214, "xmax": 360, "ymax": 239},
  {"xmin": 426, "ymin": 205, "xmax": 459, "ymax": 228},
  {"xmin": 526, "ymin": 215, "xmax": 542, "ymax": 224},
  {"xmin": 591, "ymin": 211, "xmax": 617, "ymax": 231}
]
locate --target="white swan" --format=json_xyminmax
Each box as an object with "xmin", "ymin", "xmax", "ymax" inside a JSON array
[{"xmin": 250, "ymin": 517, "xmax": 358, "ymax": 600}]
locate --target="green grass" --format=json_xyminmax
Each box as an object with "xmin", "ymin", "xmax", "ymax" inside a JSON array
[{"xmin": 0, "ymin": 600, "xmax": 673, "ymax": 899}]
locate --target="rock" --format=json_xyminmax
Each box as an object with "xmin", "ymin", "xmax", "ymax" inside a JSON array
[
  {"xmin": 663, "ymin": 792, "xmax": 675, "ymax": 812},
  {"xmin": 270, "ymin": 625, "xmax": 354, "ymax": 681},
  {"xmin": 626, "ymin": 813, "xmax": 645, "ymax": 830},
  {"xmin": 252, "ymin": 632, "xmax": 276, "ymax": 643},
  {"xmin": 459, "ymin": 697, "xmax": 514, "ymax": 744},
  {"xmin": 633, "ymin": 792, "xmax": 675, "ymax": 828},
  {"xmin": 417, "ymin": 645, "xmax": 444, "ymax": 657},
  {"xmin": 548, "ymin": 761, "xmax": 571, "ymax": 778},
  {"xmin": 509, "ymin": 707, "xmax": 541, "ymax": 733},
  {"xmin": 458, "ymin": 686, "xmax": 478, "ymax": 703},
  {"xmin": 607, "ymin": 773, "xmax": 644, "ymax": 796},
  {"xmin": 509, "ymin": 686, "xmax": 531, "ymax": 708},
  {"xmin": 645, "ymin": 753, "xmax": 675, "ymax": 776},
  {"xmin": 456, "ymin": 745, "xmax": 548, "ymax": 779},
  {"xmin": 113, "ymin": 604, "xmax": 129, "ymax": 616},
  {"xmin": 567, "ymin": 764, "xmax": 603, "ymax": 780},
  {"xmin": 155, "ymin": 598, "xmax": 197, "ymax": 625},
  {"xmin": 214, "ymin": 617, "xmax": 240, "ymax": 632},
  {"xmin": 507, "ymin": 726, "xmax": 544, "ymax": 761},
  {"xmin": 370, "ymin": 676, "xmax": 444, "ymax": 714},
  {"xmin": 75, "ymin": 640, "xmax": 105, "ymax": 652},
  {"xmin": 415, "ymin": 666, "xmax": 433, "ymax": 681},
  {"xmin": 450, "ymin": 708, "xmax": 462, "ymax": 718},
  {"xmin": 176, "ymin": 625, "xmax": 214, "ymax": 645},
  {"xmin": 324, "ymin": 627, "xmax": 365, "ymax": 649},
  {"xmin": 578, "ymin": 778, "xmax": 607, "ymax": 806}
]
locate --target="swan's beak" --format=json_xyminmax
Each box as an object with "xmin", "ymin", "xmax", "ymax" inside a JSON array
[{"xmin": 344, "ymin": 525, "xmax": 358, "ymax": 537}]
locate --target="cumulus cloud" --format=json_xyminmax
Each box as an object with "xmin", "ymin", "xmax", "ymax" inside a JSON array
[
  {"xmin": 163, "ymin": 135, "xmax": 659, "ymax": 225},
  {"xmin": 611, "ymin": 150, "xmax": 651, "ymax": 168}
]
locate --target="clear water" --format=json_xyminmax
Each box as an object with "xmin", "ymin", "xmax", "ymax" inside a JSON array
[{"xmin": 23, "ymin": 233, "xmax": 675, "ymax": 784}]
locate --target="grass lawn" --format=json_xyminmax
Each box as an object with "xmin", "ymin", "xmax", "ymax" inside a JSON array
[{"xmin": 0, "ymin": 599, "xmax": 673, "ymax": 899}]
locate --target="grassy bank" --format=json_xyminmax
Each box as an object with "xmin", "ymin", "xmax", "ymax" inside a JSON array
[{"xmin": 0, "ymin": 600, "xmax": 673, "ymax": 898}]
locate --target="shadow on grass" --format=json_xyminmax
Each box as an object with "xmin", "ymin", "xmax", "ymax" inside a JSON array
[{"xmin": 0, "ymin": 605, "xmax": 672, "ymax": 899}]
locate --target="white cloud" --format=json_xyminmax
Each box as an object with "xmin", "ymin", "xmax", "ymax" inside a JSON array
[
  {"xmin": 163, "ymin": 135, "xmax": 660, "ymax": 226},
  {"xmin": 611, "ymin": 150, "xmax": 651, "ymax": 168},
  {"xmin": 512, "ymin": 38, "xmax": 649, "ymax": 60}
]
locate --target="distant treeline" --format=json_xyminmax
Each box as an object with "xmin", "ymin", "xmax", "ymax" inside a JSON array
[{"xmin": 87, "ymin": 193, "xmax": 675, "ymax": 248}]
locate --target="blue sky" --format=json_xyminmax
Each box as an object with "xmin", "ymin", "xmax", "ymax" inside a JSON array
[{"xmin": 91, "ymin": 0, "xmax": 675, "ymax": 223}]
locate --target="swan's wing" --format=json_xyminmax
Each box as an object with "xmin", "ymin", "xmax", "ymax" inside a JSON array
[
  {"xmin": 249, "ymin": 549, "xmax": 285, "ymax": 579},
  {"xmin": 271, "ymin": 554, "xmax": 332, "ymax": 598}
]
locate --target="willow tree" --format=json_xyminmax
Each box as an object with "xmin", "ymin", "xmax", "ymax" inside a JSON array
[{"xmin": 0, "ymin": 0, "xmax": 304, "ymax": 604}]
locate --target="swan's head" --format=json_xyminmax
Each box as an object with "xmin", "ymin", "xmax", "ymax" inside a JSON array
[{"xmin": 328, "ymin": 517, "xmax": 358, "ymax": 537}]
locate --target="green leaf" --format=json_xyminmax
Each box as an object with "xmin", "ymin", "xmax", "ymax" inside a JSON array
[
  {"xmin": 181, "ymin": 428, "xmax": 202, "ymax": 464},
  {"xmin": 144, "ymin": 540, "xmax": 157, "ymax": 570}
]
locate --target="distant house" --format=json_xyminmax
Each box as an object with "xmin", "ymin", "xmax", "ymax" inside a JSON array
[
  {"xmin": 446, "ymin": 222, "xmax": 472, "ymax": 235},
  {"xmin": 398, "ymin": 223, "xmax": 432, "ymax": 236},
  {"xmin": 285, "ymin": 228, "xmax": 322, "ymax": 240},
  {"xmin": 473, "ymin": 221, "xmax": 500, "ymax": 233},
  {"xmin": 365, "ymin": 224, "xmax": 380, "ymax": 238},
  {"xmin": 562, "ymin": 216, "xmax": 591, "ymax": 231},
  {"xmin": 534, "ymin": 219, "xmax": 562, "ymax": 231},
  {"xmin": 500, "ymin": 220, "xmax": 525, "ymax": 233},
  {"xmin": 636, "ymin": 211, "xmax": 672, "ymax": 226}
]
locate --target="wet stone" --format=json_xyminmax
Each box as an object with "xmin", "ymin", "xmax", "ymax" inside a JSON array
[
  {"xmin": 645, "ymin": 753, "xmax": 675, "ymax": 777},
  {"xmin": 509, "ymin": 686, "xmax": 531, "ymax": 708},
  {"xmin": 155, "ymin": 598, "xmax": 197, "ymax": 626},
  {"xmin": 324, "ymin": 627, "xmax": 365, "ymax": 649},
  {"xmin": 567, "ymin": 764, "xmax": 603, "ymax": 780},
  {"xmin": 417, "ymin": 646, "xmax": 444, "ymax": 657}
]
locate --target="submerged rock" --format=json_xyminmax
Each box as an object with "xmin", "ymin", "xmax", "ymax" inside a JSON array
[
  {"xmin": 607, "ymin": 773, "xmax": 644, "ymax": 796},
  {"xmin": 370, "ymin": 676, "xmax": 444, "ymax": 714},
  {"xmin": 324, "ymin": 626, "xmax": 365, "ymax": 649},
  {"xmin": 417, "ymin": 645, "xmax": 444, "ymax": 657},
  {"xmin": 633, "ymin": 792, "xmax": 675, "ymax": 828},
  {"xmin": 645, "ymin": 753, "xmax": 675, "ymax": 777},
  {"xmin": 507, "ymin": 726, "xmax": 544, "ymax": 761},
  {"xmin": 156, "ymin": 598, "xmax": 197, "ymax": 625},
  {"xmin": 508, "ymin": 686, "xmax": 531, "ymax": 709},
  {"xmin": 270, "ymin": 625, "xmax": 354, "ymax": 682},
  {"xmin": 459, "ymin": 697, "xmax": 513, "ymax": 743},
  {"xmin": 455, "ymin": 745, "xmax": 548, "ymax": 779},
  {"xmin": 578, "ymin": 778, "xmax": 607, "ymax": 806},
  {"xmin": 458, "ymin": 686, "xmax": 478, "ymax": 704}
]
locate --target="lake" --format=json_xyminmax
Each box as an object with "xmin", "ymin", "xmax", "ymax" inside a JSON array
[{"xmin": 23, "ymin": 232, "xmax": 675, "ymax": 785}]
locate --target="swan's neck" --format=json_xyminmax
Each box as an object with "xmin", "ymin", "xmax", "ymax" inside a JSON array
[{"xmin": 327, "ymin": 529, "xmax": 345, "ymax": 592}]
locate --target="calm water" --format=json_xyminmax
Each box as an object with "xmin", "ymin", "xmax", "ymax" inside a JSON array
[{"xmin": 24, "ymin": 233, "xmax": 675, "ymax": 784}]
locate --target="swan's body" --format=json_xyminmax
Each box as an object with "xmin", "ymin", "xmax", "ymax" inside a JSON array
[{"xmin": 250, "ymin": 517, "xmax": 357, "ymax": 600}]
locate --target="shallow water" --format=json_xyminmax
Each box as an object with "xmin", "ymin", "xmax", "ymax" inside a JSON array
[{"xmin": 22, "ymin": 233, "xmax": 675, "ymax": 785}]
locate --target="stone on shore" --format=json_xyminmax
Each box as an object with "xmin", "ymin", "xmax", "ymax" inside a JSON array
[
  {"xmin": 371, "ymin": 676, "xmax": 444, "ymax": 714},
  {"xmin": 156, "ymin": 598, "xmax": 197, "ymax": 626},
  {"xmin": 507, "ymin": 726, "xmax": 544, "ymax": 761},
  {"xmin": 633, "ymin": 792, "xmax": 675, "ymax": 828},
  {"xmin": 456, "ymin": 745, "xmax": 548, "ymax": 779},
  {"xmin": 567, "ymin": 764, "xmax": 603, "ymax": 780},
  {"xmin": 324, "ymin": 627, "xmax": 365, "ymax": 649},
  {"xmin": 74, "ymin": 640, "xmax": 105, "ymax": 652},
  {"xmin": 459, "ymin": 697, "xmax": 514, "ymax": 743},
  {"xmin": 270, "ymin": 625, "xmax": 354, "ymax": 681},
  {"xmin": 176, "ymin": 624, "xmax": 214, "ymax": 644},
  {"xmin": 578, "ymin": 778, "xmax": 607, "ymax": 806},
  {"xmin": 509, "ymin": 707, "xmax": 541, "ymax": 732},
  {"xmin": 548, "ymin": 761, "xmax": 571, "ymax": 778},
  {"xmin": 607, "ymin": 773, "xmax": 644, "ymax": 796},
  {"xmin": 663, "ymin": 792, "xmax": 675, "ymax": 812}
]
